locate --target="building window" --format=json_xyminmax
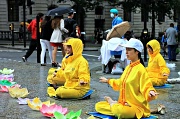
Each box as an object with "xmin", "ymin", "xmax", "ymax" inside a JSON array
[
  {"xmin": 158, "ymin": 12, "xmax": 165, "ymax": 22},
  {"xmin": 8, "ymin": 0, "xmax": 19, "ymax": 22},
  {"xmin": 124, "ymin": 10, "xmax": 131, "ymax": 22},
  {"xmin": 141, "ymin": 8, "xmax": 148, "ymax": 22},
  {"xmin": 95, "ymin": 6, "xmax": 103, "ymax": 15}
]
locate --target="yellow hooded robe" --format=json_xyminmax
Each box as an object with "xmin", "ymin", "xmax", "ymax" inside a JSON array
[
  {"xmin": 146, "ymin": 39, "xmax": 170, "ymax": 86},
  {"xmin": 47, "ymin": 38, "xmax": 90, "ymax": 98}
]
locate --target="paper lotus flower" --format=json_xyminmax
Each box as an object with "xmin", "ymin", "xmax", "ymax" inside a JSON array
[
  {"xmin": 17, "ymin": 97, "xmax": 33, "ymax": 105},
  {"xmin": 0, "ymin": 68, "xmax": 14, "ymax": 74},
  {"xmin": 0, "ymin": 84, "xmax": 20, "ymax": 92},
  {"xmin": 27, "ymin": 97, "xmax": 55, "ymax": 111},
  {"xmin": 0, "ymin": 74, "xmax": 14, "ymax": 82},
  {"xmin": 0, "ymin": 86, "xmax": 9, "ymax": 92},
  {"xmin": 40, "ymin": 104, "xmax": 68, "ymax": 117},
  {"xmin": 51, "ymin": 110, "xmax": 81, "ymax": 119},
  {"xmin": 8, "ymin": 87, "xmax": 29, "ymax": 98},
  {"xmin": 0, "ymin": 80, "xmax": 16, "ymax": 87},
  {"xmin": 87, "ymin": 115, "xmax": 95, "ymax": 119}
]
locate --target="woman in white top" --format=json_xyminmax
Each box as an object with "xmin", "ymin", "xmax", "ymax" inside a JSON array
[{"xmin": 50, "ymin": 15, "xmax": 68, "ymax": 67}]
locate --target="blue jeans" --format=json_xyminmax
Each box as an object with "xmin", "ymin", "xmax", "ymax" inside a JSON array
[{"xmin": 168, "ymin": 45, "xmax": 177, "ymax": 61}]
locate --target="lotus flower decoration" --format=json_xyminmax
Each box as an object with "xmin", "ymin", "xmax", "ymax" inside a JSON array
[
  {"xmin": 0, "ymin": 80, "xmax": 16, "ymax": 87},
  {"xmin": 0, "ymin": 84, "xmax": 20, "ymax": 92},
  {"xmin": 17, "ymin": 97, "xmax": 33, "ymax": 105},
  {"xmin": 0, "ymin": 68, "xmax": 14, "ymax": 74},
  {"xmin": 51, "ymin": 110, "xmax": 81, "ymax": 119},
  {"xmin": 40, "ymin": 104, "xmax": 68, "ymax": 117},
  {"xmin": 27, "ymin": 97, "xmax": 55, "ymax": 111},
  {"xmin": 0, "ymin": 74, "xmax": 14, "ymax": 82},
  {"xmin": 8, "ymin": 87, "xmax": 29, "ymax": 98}
]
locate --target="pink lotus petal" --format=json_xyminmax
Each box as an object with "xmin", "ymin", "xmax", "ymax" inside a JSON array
[
  {"xmin": 40, "ymin": 104, "xmax": 68, "ymax": 117},
  {"xmin": 11, "ymin": 84, "xmax": 21, "ymax": 88},
  {"xmin": 0, "ymin": 86, "xmax": 9, "ymax": 92}
]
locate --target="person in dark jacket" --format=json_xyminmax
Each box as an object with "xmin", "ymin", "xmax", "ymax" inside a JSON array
[
  {"xmin": 70, "ymin": 24, "xmax": 81, "ymax": 39},
  {"xmin": 64, "ymin": 11, "xmax": 77, "ymax": 37},
  {"xmin": 40, "ymin": 16, "xmax": 53, "ymax": 66}
]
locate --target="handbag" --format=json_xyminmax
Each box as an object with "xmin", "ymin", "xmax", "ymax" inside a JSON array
[{"xmin": 62, "ymin": 32, "xmax": 68, "ymax": 40}]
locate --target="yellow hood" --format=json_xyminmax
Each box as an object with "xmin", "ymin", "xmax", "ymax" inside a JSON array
[
  {"xmin": 64, "ymin": 38, "xmax": 83, "ymax": 61},
  {"xmin": 147, "ymin": 39, "xmax": 160, "ymax": 57}
]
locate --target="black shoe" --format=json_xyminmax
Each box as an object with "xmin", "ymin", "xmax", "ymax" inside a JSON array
[
  {"xmin": 41, "ymin": 64, "xmax": 46, "ymax": 66},
  {"xmin": 22, "ymin": 57, "xmax": 27, "ymax": 62},
  {"xmin": 52, "ymin": 62, "xmax": 57, "ymax": 67}
]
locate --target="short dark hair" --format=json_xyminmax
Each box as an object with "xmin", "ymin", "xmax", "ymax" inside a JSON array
[
  {"xmin": 68, "ymin": 12, "xmax": 74, "ymax": 16},
  {"xmin": 37, "ymin": 13, "xmax": 44, "ymax": 17},
  {"xmin": 170, "ymin": 23, "xmax": 174, "ymax": 27}
]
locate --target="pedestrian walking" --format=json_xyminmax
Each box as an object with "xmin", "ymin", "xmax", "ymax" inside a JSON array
[
  {"xmin": 161, "ymin": 31, "xmax": 168, "ymax": 57},
  {"xmin": 166, "ymin": 23, "xmax": 178, "ymax": 61},
  {"xmin": 40, "ymin": 16, "xmax": 53, "ymax": 66},
  {"xmin": 47, "ymin": 38, "xmax": 90, "ymax": 99},
  {"xmin": 95, "ymin": 38, "xmax": 158, "ymax": 119},
  {"xmin": 22, "ymin": 13, "xmax": 44, "ymax": 62},
  {"xmin": 18, "ymin": 24, "xmax": 23, "ymax": 42},
  {"xmin": 146, "ymin": 39, "xmax": 170, "ymax": 86},
  {"xmin": 50, "ymin": 15, "xmax": 68, "ymax": 67},
  {"xmin": 64, "ymin": 10, "xmax": 77, "ymax": 37}
]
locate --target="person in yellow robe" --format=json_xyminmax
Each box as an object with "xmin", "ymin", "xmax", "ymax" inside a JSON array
[
  {"xmin": 146, "ymin": 39, "xmax": 170, "ymax": 86},
  {"xmin": 47, "ymin": 38, "xmax": 90, "ymax": 99},
  {"xmin": 95, "ymin": 38, "xmax": 158, "ymax": 119}
]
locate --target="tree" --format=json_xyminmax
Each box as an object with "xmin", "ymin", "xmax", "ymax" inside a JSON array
[{"xmin": 115, "ymin": 0, "xmax": 180, "ymax": 38}]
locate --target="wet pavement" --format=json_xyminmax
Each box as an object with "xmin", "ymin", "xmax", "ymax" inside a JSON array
[{"xmin": 0, "ymin": 58, "xmax": 179, "ymax": 119}]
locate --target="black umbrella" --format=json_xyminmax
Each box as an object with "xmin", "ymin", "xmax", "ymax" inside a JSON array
[{"xmin": 47, "ymin": 7, "xmax": 75, "ymax": 16}]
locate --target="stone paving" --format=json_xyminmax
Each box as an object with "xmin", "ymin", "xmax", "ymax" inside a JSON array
[{"xmin": 0, "ymin": 58, "xmax": 179, "ymax": 119}]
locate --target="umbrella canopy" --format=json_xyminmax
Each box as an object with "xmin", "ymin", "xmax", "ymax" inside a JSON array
[
  {"xmin": 106, "ymin": 21, "xmax": 130, "ymax": 40},
  {"xmin": 47, "ymin": 7, "xmax": 75, "ymax": 16}
]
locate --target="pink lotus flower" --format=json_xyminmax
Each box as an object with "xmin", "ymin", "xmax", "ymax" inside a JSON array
[
  {"xmin": 40, "ymin": 104, "xmax": 68, "ymax": 117},
  {"xmin": 0, "ymin": 84, "xmax": 21, "ymax": 92}
]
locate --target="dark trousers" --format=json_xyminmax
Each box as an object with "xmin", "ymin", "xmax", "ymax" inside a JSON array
[
  {"xmin": 168, "ymin": 45, "xmax": 177, "ymax": 61},
  {"xmin": 24, "ymin": 39, "xmax": 37, "ymax": 59}
]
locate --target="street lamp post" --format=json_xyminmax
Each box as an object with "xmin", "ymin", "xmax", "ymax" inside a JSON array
[
  {"xmin": 141, "ymin": 0, "xmax": 149, "ymax": 62},
  {"xmin": 23, "ymin": 0, "xmax": 26, "ymax": 48}
]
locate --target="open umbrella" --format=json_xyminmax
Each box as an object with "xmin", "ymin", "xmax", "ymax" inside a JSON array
[
  {"xmin": 47, "ymin": 7, "xmax": 75, "ymax": 16},
  {"xmin": 106, "ymin": 21, "xmax": 130, "ymax": 40}
]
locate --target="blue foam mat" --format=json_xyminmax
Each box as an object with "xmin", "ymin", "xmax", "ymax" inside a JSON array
[
  {"xmin": 80, "ymin": 89, "xmax": 94, "ymax": 99},
  {"xmin": 154, "ymin": 84, "xmax": 173, "ymax": 89},
  {"xmin": 87, "ymin": 112, "xmax": 158, "ymax": 119}
]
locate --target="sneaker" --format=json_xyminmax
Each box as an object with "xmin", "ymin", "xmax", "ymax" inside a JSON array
[{"xmin": 22, "ymin": 57, "xmax": 27, "ymax": 62}]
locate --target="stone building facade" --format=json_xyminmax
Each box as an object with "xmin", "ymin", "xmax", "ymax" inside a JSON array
[{"xmin": 0, "ymin": 0, "xmax": 176, "ymax": 41}]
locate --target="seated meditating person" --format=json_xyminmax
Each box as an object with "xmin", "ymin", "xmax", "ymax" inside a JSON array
[
  {"xmin": 95, "ymin": 38, "xmax": 158, "ymax": 119},
  {"xmin": 146, "ymin": 39, "xmax": 170, "ymax": 86},
  {"xmin": 47, "ymin": 38, "xmax": 91, "ymax": 99}
]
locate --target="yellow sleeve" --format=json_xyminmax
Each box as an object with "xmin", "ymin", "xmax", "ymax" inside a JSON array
[
  {"xmin": 108, "ymin": 78, "xmax": 121, "ymax": 91},
  {"xmin": 56, "ymin": 68, "xmax": 65, "ymax": 80},
  {"xmin": 139, "ymin": 69, "xmax": 157, "ymax": 102},
  {"xmin": 158, "ymin": 55, "xmax": 170, "ymax": 75},
  {"xmin": 78, "ymin": 60, "xmax": 90, "ymax": 83}
]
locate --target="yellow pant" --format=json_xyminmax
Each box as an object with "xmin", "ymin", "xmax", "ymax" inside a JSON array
[
  {"xmin": 151, "ymin": 77, "xmax": 167, "ymax": 86},
  {"xmin": 47, "ymin": 86, "xmax": 87, "ymax": 99},
  {"xmin": 95, "ymin": 101, "xmax": 136, "ymax": 119}
]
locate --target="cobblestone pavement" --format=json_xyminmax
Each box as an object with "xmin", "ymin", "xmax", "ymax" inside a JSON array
[{"xmin": 0, "ymin": 59, "xmax": 179, "ymax": 119}]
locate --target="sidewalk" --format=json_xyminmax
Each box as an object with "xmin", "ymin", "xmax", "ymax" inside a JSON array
[{"xmin": 0, "ymin": 39, "xmax": 101, "ymax": 51}]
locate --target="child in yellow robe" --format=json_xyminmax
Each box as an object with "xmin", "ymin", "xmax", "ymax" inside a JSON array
[{"xmin": 146, "ymin": 39, "xmax": 170, "ymax": 86}]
